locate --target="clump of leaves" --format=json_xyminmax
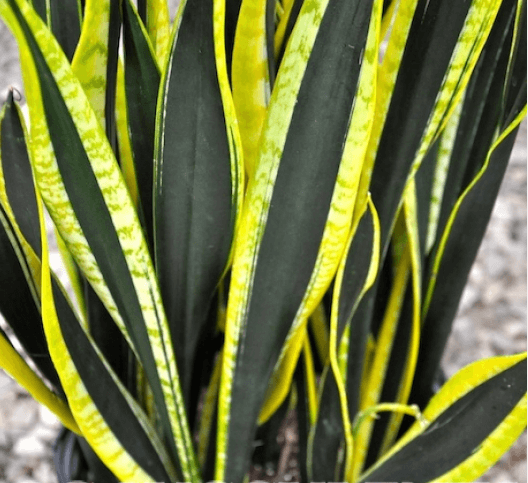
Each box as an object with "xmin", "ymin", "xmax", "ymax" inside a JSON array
[{"xmin": 0, "ymin": 0, "xmax": 525, "ymax": 481}]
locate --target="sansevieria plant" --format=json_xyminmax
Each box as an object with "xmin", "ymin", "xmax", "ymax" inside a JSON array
[{"xmin": 0, "ymin": 0, "xmax": 526, "ymax": 480}]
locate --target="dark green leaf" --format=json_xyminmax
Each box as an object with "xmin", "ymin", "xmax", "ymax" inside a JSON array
[
  {"xmin": 225, "ymin": 0, "xmax": 243, "ymax": 77},
  {"xmin": 433, "ymin": 0, "xmax": 517, "ymax": 248},
  {"xmin": 51, "ymin": 278, "xmax": 172, "ymax": 482},
  {"xmin": 412, "ymin": 126, "xmax": 520, "ymax": 410},
  {"xmin": 122, "ymin": 0, "xmax": 160, "ymax": 251},
  {"xmin": 1, "ymin": 90, "xmax": 41, "ymax": 256},
  {"xmin": 8, "ymin": 1, "xmax": 183, "ymax": 471},
  {"xmin": 310, "ymin": 207, "xmax": 375, "ymax": 480},
  {"xmin": 309, "ymin": 367, "xmax": 344, "ymax": 480},
  {"xmin": 84, "ymin": 280, "xmax": 137, "ymax": 394},
  {"xmin": 224, "ymin": 0, "xmax": 373, "ymax": 478},
  {"xmin": 370, "ymin": 0, "xmax": 473, "ymax": 258},
  {"xmin": 30, "ymin": 0, "xmax": 46, "ymax": 22},
  {"xmin": 359, "ymin": 359, "xmax": 527, "ymax": 483},
  {"xmin": 0, "ymin": 204, "xmax": 62, "ymax": 393},
  {"xmin": 49, "ymin": 0, "xmax": 82, "ymax": 61},
  {"xmin": 154, "ymin": 0, "xmax": 235, "ymax": 408},
  {"xmin": 104, "ymin": 0, "xmax": 121, "ymax": 156}
]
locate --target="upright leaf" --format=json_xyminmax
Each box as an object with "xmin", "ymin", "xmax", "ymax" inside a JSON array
[
  {"xmin": 122, "ymin": 0, "xmax": 161, "ymax": 251},
  {"xmin": 232, "ymin": 0, "xmax": 271, "ymax": 178},
  {"xmin": 0, "ymin": 1, "xmax": 198, "ymax": 479},
  {"xmin": 153, "ymin": 0, "xmax": 242, "ymax": 409},
  {"xmin": 216, "ymin": 0, "xmax": 381, "ymax": 478},
  {"xmin": 414, "ymin": 108, "xmax": 526, "ymax": 410},
  {"xmin": 0, "ymin": 93, "xmax": 61, "ymax": 392},
  {"xmin": 369, "ymin": 0, "xmax": 502, "ymax": 257}
]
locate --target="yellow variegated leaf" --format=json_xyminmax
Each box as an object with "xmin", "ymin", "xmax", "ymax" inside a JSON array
[
  {"xmin": 378, "ymin": 178, "xmax": 422, "ymax": 455},
  {"xmin": 258, "ymin": 0, "xmax": 383, "ymax": 425},
  {"xmin": 0, "ymin": 1, "xmax": 198, "ymax": 479},
  {"xmin": 425, "ymin": 92, "xmax": 465, "ymax": 253},
  {"xmin": 408, "ymin": 0, "xmax": 503, "ymax": 181},
  {"xmin": 354, "ymin": 0, "xmax": 420, "ymax": 221},
  {"xmin": 147, "ymin": 0, "xmax": 171, "ymax": 65},
  {"xmin": 432, "ymin": 396, "xmax": 526, "ymax": 482},
  {"xmin": 115, "ymin": 60, "xmax": 139, "ymax": 207},
  {"xmin": 353, "ymin": 219, "xmax": 411, "ymax": 478},
  {"xmin": 232, "ymin": 0, "xmax": 270, "ymax": 179},
  {"xmin": 424, "ymin": 106, "xmax": 527, "ymax": 315},
  {"xmin": 40, "ymin": 202, "xmax": 177, "ymax": 482},
  {"xmin": 359, "ymin": 353, "xmax": 527, "ymax": 483},
  {"xmin": 0, "ymin": 331, "xmax": 80, "ymax": 434},
  {"xmin": 71, "ymin": 0, "xmax": 111, "ymax": 128}
]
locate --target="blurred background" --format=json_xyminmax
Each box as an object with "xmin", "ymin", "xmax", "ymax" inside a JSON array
[{"xmin": 0, "ymin": 12, "xmax": 526, "ymax": 483}]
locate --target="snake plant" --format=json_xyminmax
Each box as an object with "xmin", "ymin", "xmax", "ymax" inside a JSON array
[{"xmin": 0, "ymin": 0, "xmax": 526, "ymax": 481}]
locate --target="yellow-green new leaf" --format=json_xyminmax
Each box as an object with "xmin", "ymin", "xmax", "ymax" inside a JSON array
[
  {"xmin": 232, "ymin": 0, "xmax": 271, "ymax": 178},
  {"xmin": 217, "ymin": 0, "xmax": 382, "ymax": 478}
]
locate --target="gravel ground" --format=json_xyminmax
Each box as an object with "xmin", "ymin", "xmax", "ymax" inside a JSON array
[{"xmin": 0, "ymin": 16, "xmax": 526, "ymax": 483}]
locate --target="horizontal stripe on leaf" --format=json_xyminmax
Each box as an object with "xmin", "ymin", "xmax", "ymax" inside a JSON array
[
  {"xmin": 232, "ymin": 0, "xmax": 272, "ymax": 179},
  {"xmin": 0, "ymin": 1, "xmax": 198, "ymax": 478},
  {"xmin": 0, "ymin": 102, "xmax": 62, "ymax": 392},
  {"xmin": 40, "ymin": 217, "xmax": 176, "ymax": 482},
  {"xmin": 145, "ymin": 0, "xmax": 171, "ymax": 64},
  {"xmin": 71, "ymin": 0, "xmax": 121, "ymax": 156},
  {"xmin": 359, "ymin": 355, "xmax": 527, "ymax": 483},
  {"xmin": 153, "ymin": 0, "xmax": 236, "ymax": 411},
  {"xmin": 50, "ymin": 277, "xmax": 175, "ymax": 482},
  {"xmin": 218, "ymin": 0, "xmax": 377, "ymax": 478}
]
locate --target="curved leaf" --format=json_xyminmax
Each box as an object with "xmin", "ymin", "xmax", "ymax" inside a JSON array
[
  {"xmin": 0, "ymin": 1, "xmax": 198, "ymax": 479},
  {"xmin": 414, "ymin": 107, "xmax": 526, "ymax": 410},
  {"xmin": 0, "ymin": 330, "xmax": 79, "ymax": 433},
  {"xmin": 40, "ymin": 214, "xmax": 177, "ymax": 482},
  {"xmin": 359, "ymin": 354, "xmax": 527, "ymax": 483},
  {"xmin": 258, "ymin": 0, "xmax": 382, "ymax": 427},
  {"xmin": 369, "ymin": 0, "xmax": 502, "ymax": 257},
  {"xmin": 308, "ymin": 197, "xmax": 379, "ymax": 481},
  {"xmin": 0, "ymin": 94, "xmax": 62, "ymax": 391},
  {"xmin": 216, "ymin": 0, "xmax": 381, "ymax": 478}
]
